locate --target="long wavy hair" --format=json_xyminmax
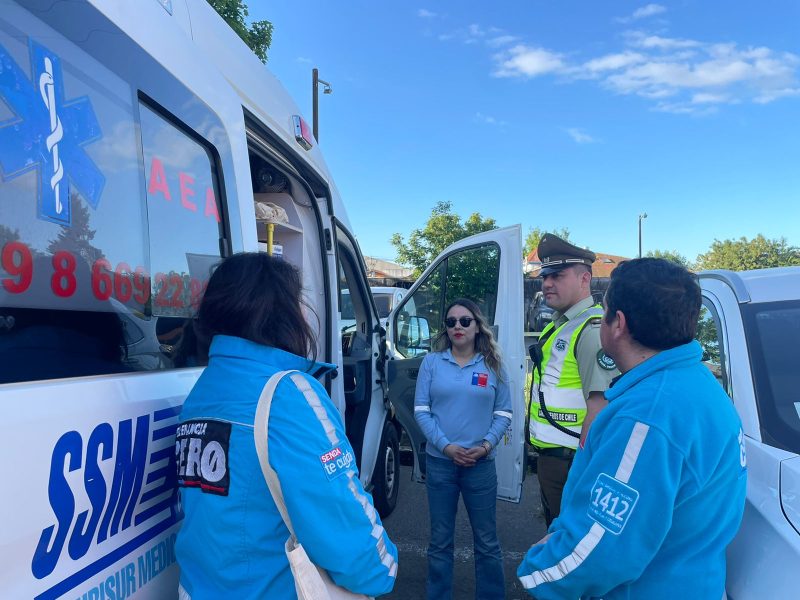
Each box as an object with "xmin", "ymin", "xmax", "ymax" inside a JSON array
[{"xmin": 434, "ymin": 297, "xmax": 503, "ymax": 376}]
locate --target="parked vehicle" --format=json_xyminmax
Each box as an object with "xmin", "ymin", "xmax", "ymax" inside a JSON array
[
  {"xmin": 0, "ymin": 2, "xmax": 526, "ymax": 596},
  {"xmin": 371, "ymin": 286, "xmax": 408, "ymax": 328},
  {"xmin": 697, "ymin": 268, "xmax": 800, "ymax": 599},
  {"xmin": 526, "ymin": 291, "xmax": 554, "ymax": 333},
  {"xmin": 340, "ymin": 286, "xmax": 407, "ymax": 332}
]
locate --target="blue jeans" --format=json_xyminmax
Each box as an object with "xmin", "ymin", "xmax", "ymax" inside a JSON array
[{"xmin": 425, "ymin": 455, "xmax": 504, "ymax": 600}]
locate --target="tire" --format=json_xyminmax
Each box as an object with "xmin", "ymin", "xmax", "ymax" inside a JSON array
[{"xmin": 372, "ymin": 421, "xmax": 400, "ymax": 518}]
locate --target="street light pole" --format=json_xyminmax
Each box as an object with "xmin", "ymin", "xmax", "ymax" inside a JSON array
[
  {"xmin": 312, "ymin": 68, "xmax": 332, "ymax": 142},
  {"xmin": 638, "ymin": 213, "xmax": 648, "ymax": 258}
]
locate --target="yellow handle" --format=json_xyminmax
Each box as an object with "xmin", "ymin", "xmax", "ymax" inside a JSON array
[{"xmin": 267, "ymin": 223, "xmax": 274, "ymax": 256}]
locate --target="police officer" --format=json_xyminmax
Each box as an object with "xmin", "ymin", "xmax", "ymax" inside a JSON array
[
  {"xmin": 529, "ymin": 234, "xmax": 618, "ymax": 526},
  {"xmin": 517, "ymin": 258, "xmax": 746, "ymax": 599}
]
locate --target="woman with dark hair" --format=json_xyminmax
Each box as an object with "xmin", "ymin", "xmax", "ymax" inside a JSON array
[
  {"xmin": 414, "ymin": 297, "xmax": 512, "ymax": 600},
  {"xmin": 175, "ymin": 253, "xmax": 398, "ymax": 599}
]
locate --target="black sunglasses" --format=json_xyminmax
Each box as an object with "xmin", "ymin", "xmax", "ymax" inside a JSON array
[{"xmin": 445, "ymin": 316, "xmax": 475, "ymax": 328}]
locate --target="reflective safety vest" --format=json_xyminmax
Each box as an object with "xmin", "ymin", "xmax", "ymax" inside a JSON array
[{"xmin": 529, "ymin": 305, "xmax": 604, "ymax": 449}]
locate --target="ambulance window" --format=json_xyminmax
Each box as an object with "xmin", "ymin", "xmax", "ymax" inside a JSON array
[
  {"xmin": 139, "ymin": 102, "xmax": 225, "ymax": 367},
  {"xmin": 0, "ymin": 26, "xmax": 148, "ymax": 383}
]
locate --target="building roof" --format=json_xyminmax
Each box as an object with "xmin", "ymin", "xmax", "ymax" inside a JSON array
[
  {"xmin": 363, "ymin": 256, "xmax": 415, "ymax": 281},
  {"xmin": 525, "ymin": 249, "xmax": 629, "ymax": 278}
]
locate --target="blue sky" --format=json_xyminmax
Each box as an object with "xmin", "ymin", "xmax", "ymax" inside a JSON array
[{"xmin": 253, "ymin": 1, "xmax": 800, "ymax": 262}]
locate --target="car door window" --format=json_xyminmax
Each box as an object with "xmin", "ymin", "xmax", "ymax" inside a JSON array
[
  {"xmin": 395, "ymin": 243, "xmax": 500, "ymax": 358},
  {"xmin": 697, "ymin": 301, "xmax": 729, "ymax": 394}
]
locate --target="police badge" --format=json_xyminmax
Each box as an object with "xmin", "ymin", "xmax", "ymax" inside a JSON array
[{"xmin": 597, "ymin": 349, "xmax": 617, "ymax": 371}]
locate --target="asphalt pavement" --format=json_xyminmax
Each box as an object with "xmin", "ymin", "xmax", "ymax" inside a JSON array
[{"xmin": 380, "ymin": 462, "xmax": 547, "ymax": 600}]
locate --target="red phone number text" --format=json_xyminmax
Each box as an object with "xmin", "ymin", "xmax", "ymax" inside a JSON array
[{"xmin": 1, "ymin": 242, "xmax": 206, "ymax": 309}]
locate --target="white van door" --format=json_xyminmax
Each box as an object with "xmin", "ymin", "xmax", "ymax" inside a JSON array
[{"xmin": 386, "ymin": 225, "xmax": 526, "ymax": 502}]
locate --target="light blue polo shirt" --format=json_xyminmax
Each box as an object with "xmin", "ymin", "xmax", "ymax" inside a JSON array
[{"xmin": 414, "ymin": 349, "xmax": 512, "ymax": 459}]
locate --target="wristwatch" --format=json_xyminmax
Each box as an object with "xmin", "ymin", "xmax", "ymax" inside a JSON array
[{"xmin": 481, "ymin": 440, "xmax": 493, "ymax": 456}]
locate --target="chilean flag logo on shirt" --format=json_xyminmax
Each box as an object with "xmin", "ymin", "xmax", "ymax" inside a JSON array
[{"xmin": 472, "ymin": 372, "xmax": 489, "ymax": 387}]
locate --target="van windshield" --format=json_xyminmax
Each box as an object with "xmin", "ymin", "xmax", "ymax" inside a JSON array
[
  {"xmin": 340, "ymin": 291, "xmax": 355, "ymax": 320},
  {"xmin": 741, "ymin": 300, "xmax": 800, "ymax": 455},
  {"xmin": 373, "ymin": 294, "xmax": 393, "ymax": 319}
]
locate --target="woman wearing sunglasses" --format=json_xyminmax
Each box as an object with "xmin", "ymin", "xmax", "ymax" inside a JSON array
[{"xmin": 414, "ymin": 297, "xmax": 512, "ymax": 600}]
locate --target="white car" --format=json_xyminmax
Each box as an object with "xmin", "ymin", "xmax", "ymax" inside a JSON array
[
  {"xmin": 340, "ymin": 286, "xmax": 408, "ymax": 332},
  {"xmin": 697, "ymin": 267, "xmax": 800, "ymax": 600},
  {"xmin": 370, "ymin": 286, "xmax": 408, "ymax": 328}
]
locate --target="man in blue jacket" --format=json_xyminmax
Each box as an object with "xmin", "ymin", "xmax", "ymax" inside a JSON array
[{"xmin": 517, "ymin": 258, "xmax": 747, "ymax": 599}]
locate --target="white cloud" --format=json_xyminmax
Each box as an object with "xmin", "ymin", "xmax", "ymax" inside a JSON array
[
  {"xmin": 625, "ymin": 32, "xmax": 701, "ymax": 50},
  {"xmin": 691, "ymin": 92, "xmax": 729, "ymax": 104},
  {"xmin": 487, "ymin": 35, "xmax": 519, "ymax": 48},
  {"xmin": 468, "ymin": 24, "xmax": 485, "ymax": 37},
  {"xmin": 632, "ymin": 4, "xmax": 667, "ymax": 20},
  {"xmin": 296, "ymin": 56, "xmax": 313, "ymax": 64},
  {"xmin": 654, "ymin": 101, "xmax": 718, "ymax": 116},
  {"xmin": 417, "ymin": 9, "xmax": 436, "ymax": 18},
  {"xmin": 582, "ymin": 52, "xmax": 646, "ymax": 73},
  {"xmin": 475, "ymin": 112, "xmax": 508, "ymax": 126},
  {"xmin": 617, "ymin": 4, "xmax": 667, "ymax": 24},
  {"xmin": 493, "ymin": 45, "xmax": 565, "ymax": 78},
  {"xmin": 489, "ymin": 30, "xmax": 799, "ymax": 114},
  {"xmin": 433, "ymin": 23, "xmax": 518, "ymax": 48},
  {"xmin": 566, "ymin": 128, "xmax": 596, "ymax": 143},
  {"xmin": 754, "ymin": 87, "xmax": 800, "ymax": 103}
]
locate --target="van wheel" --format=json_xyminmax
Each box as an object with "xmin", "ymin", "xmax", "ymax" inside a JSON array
[{"xmin": 372, "ymin": 421, "xmax": 400, "ymax": 518}]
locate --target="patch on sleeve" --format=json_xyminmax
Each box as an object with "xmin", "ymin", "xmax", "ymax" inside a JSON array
[
  {"xmin": 176, "ymin": 420, "xmax": 231, "ymax": 496},
  {"xmin": 596, "ymin": 349, "xmax": 617, "ymax": 371},
  {"xmin": 587, "ymin": 473, "xmax": 639, "ymax": 534},
  {"xmin": 471, "ymin": 372, "xmax": 489, "ymax": 387},
  {"xmin": 319, "ymin": 445, "xmax": 356, "ymax": 480}
]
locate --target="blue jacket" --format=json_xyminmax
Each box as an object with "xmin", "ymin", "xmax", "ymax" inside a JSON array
[
  {"xmin": 176, "ymin": 335, "xmax": 398, "ymax": 599},
  {"xmin": 517, "ymin": 341, "xmax": 746, "ymax": 599},
  {"xmin": 414, "ymin": 350, "xmax": 512, "ymax": 459}
]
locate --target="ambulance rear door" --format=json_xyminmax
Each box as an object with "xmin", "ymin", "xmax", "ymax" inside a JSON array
[{"xmin": 386, "ymin": 225, "xmax": 526, "ymax": 502}]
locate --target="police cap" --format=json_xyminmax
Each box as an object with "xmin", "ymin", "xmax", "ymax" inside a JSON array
[{"xmin": 537, "ymin": 234, "xmax": 596, "ymax": 276}]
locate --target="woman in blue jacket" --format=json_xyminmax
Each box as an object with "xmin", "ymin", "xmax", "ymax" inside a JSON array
[
  {"xmin": 414, "ymin": 298, "xmax": 512, "ymax": 600},
  {"xmin": 175, "ymin": 252, "xmax": 398, "ymax": 599}
]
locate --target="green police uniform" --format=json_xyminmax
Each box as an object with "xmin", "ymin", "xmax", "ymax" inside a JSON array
[{"xmin": 529, "ymin": 235, "xmax": 618, "ymax": 526}]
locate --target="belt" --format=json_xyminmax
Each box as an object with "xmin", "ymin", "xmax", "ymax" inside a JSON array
[{"xmin": 533, "ymin": 446, "xmax": 576, "ymax": 459}]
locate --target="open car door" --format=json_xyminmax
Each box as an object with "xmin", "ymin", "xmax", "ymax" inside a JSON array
[{"xmin": 386, "ymin": 225, "xmax": 526, "ymax": 502}]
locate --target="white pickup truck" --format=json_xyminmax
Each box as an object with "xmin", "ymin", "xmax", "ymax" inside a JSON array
[{"xmin": 697, "ymin": 268, "xmax": 800, "ymax": 599}]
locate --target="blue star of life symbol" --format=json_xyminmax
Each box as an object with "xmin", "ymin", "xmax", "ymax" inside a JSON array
[{"xmin": 0, "ymin": 38, "xmax": 105, "ymax": 226}]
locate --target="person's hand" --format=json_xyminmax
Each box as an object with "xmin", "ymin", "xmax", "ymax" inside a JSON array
[
  {"xmin": 443, "ymin": 444, "xmax": 477, "ymax": 467},
  {"xmin": 532, "ymin": 533, "xmax": 552, "ymax": 547},
  {"xmin": 464, "ymin": 445, "xmax": 489, "ymax": 461}
]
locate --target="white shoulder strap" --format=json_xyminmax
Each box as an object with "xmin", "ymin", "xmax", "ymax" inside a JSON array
[{"xmin": 253, "ymin": 369, "xmax": 299, "ymax": 539}]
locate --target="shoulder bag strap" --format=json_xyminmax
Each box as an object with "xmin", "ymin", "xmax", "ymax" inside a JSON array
[{"xmin": 254, "ymin": 369, "xmax": 299, "ymax": 539}]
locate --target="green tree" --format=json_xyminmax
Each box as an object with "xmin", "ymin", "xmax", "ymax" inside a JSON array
[
  {"xmin": 0, "ymin": 225, "xmax": 21, "ymax": 249},
  {"xmin": 645, "ymin": 249, "xmax": 691, "ymax": 269},
  {"xmin": 695, "ymin": 235, "xmax": 800, "ymax": 271},
  {"xmin": 390, "ymin": 201, "xmax": 498, "ymax": 277},
  {"xmin": 207, "ymin": 0, "xmax": 273, "ymax": 63},
  {"xmin": 46, "ymin": 193, "xmax": 105, "ymax": 265},
  {"xmin": 523, "ymin": 226, "xmax": 570, "ymax": 259}
]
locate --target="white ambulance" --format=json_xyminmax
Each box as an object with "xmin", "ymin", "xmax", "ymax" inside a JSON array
[{"xmin": 0, "ymin": 0, "xmax": 526, "ymax": 597}]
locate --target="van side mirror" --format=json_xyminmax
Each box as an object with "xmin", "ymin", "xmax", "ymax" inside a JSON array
[{"xmin": 398, "ymin": 315, "xmax": 431, "ymax": 356}]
